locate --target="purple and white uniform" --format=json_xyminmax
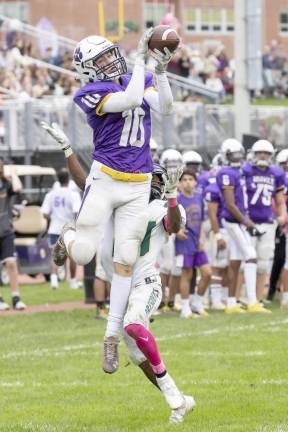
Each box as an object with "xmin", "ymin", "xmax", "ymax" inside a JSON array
[
  {"xmin": 197, "ymin": 170, "xmax": 211, "ymax": 195},
  {"xmin": 74, "ymin": 72, "xmax": 154, "ymax": 173},
  {"xmin": 175, "ymin": 192, "xmax": 208, "ymax": 269},
  {"xmin": 205, "ymin": 177, "xmax": 229, "ymax": 268},
  {"xmin": 216, "ymin": 166, "xmax": 256, "ymax": 262},
  {"xmin": 242, "ymin": 162, "xmax": 284, "ymax": 224},
  {"xmin": 242, "ymin": 162, "xmax": 285, "ymax": 273},
  {"xmin": 71, "ymin": 72, "xmax": 155, "ymax": 269}
]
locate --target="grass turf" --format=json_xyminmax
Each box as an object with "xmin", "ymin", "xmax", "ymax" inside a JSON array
[{"xmin": 0, "ymin": 283, "xmax": 288, "ymax": 431}]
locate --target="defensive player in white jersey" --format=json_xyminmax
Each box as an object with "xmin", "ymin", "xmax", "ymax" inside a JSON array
[
  {"xmin": 42, "ymin": 28, "xmax": 175, "ymax": 372},
  {"xmin": 157, "ymin": 149, "xmax": 183, "ymax": 311},
  {"xmin": 44, "ymin": 136, "xmax": 195, "ymax": 424},
  {"xmin": 41, "ymin": 168, "xmax": 81, "ymax": 290}
]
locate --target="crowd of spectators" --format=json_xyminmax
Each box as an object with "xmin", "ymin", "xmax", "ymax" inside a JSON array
[
  {"xmin": 0, "ymin": 28, "xmax": 287, "ymax": 104},
  {"xmin": 0, "ymin": 32, "xmax": 77, "ymax": 100}
]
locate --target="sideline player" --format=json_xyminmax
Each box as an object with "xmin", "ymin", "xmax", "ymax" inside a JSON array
[
  {"xmin": 217, "ymin": 139, "xmax": 269, "ymax": 313},
  {"xmin": 0, "ymin": 159, "xmax": 26, "ymax": 310},
  {"xmin": 41, "ymin": 168, "xmax": 81, "ymax": 290},
  {"xmin": 42, "ymin": 28, "xmax": 175, "ymax": 372},
  {"xmin": 243, "ymin": 140, "xmax": 286, "ymax": 300},
  {"xmin": 175, "ymin": 170, "xmax": 212, "ymax": 318}
]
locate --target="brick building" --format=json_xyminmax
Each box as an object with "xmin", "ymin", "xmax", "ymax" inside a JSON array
[{"xmin": 1, "ymin": 0, "xmax": 288, "ymax": 56}]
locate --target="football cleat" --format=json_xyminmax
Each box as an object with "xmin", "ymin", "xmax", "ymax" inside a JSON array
[
  {"xmin": 180, "ymin": 310, "xmax": 197, "ymax": 319},
  {"xmin": 156, "ymin": 373, "xmax": 184, "ymax": 410},
  {"xmin": 210, "ymin": 301, "xmax": 225, "ymax": 311},
  {"xmin": 103, "ymin": 336, "xmax": 119, "ymax": 374},
  {"xmin": 0, "ymin": 300, "xmax": 10, "ymax": 311},
  {"xmin": 52, "ymin": 222, "xmax": 75, "ymax": 266},
  {"xmin": 13, "ymin": 300, "xmax": 27, "ymax": 310},
  {"xmin": 224, "ymin": 305, "xmax": 246, "ymax": 314},
  {"xmin": 191, "ymin": 306, "xmax": 209, "ymax": 317},
  {"xmin": 247, "ymin": 302, "xmax": 272, "ymax": 313},
  {"xmin": 95, "ymin": 307, "xmax": 108, "ymax": 320},
  {"xmin": 169, "ymin": 395, "xmax": 196, "ymax": 424}
]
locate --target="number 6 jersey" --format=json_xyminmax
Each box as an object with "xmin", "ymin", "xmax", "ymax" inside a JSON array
[{"xmin": 74, "ymin": 72, "xmax": 154, "ymax": 174}]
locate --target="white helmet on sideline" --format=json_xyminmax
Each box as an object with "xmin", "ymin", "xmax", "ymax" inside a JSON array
[
  {"xmin": 211, "ymin": 153, "xmax": 223, "ymax": 172},
  {"xmin": 221, "ymin": 138, "xmax": 245, "ymax": 168},
  {"xmin": 276, "ymin": 149, "xmax": 288, "ymax": 165},
  {"xmin": 251, "ymin": 140, "xmax": 274, "ymax": 168},
  {"xmin": 73, "ymin": 35, "xmax": 127, "ymax": 82}
]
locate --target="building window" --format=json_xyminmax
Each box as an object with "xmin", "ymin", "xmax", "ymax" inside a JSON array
[
  {"xmin": 279, "ymin": 12, "xmax": 288, "ymax": 33},
  {"xmin": 144, "ymin": 2, "xmax": 169, "ymax": 28},
  {"xmin": 184, "ymin": 8, "xmax": 234, "ymax": 34},
  {"xmin": 0, "ymin": 1, "xmax": 30, "ymax": 22}
]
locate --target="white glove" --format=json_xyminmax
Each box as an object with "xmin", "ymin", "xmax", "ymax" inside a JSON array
[
  {"xmin": 164, "ymin": 166, "xmax": 183, "ymax": 199},
  {"xmin": 151, "ymin": 47, "xmax": 174, "ymax": 74},
  {"xmin": 136, "ymin": 28, "xmax": 154, "ymax": 61},
  {"xmin": 41, "ymin": 121, "xmax": 73, "ymax": 158}
]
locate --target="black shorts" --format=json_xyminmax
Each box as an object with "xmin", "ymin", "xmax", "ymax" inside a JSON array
[{"xmin": 0, "ymin": 232, "xmax": 16, "ymax": 262}]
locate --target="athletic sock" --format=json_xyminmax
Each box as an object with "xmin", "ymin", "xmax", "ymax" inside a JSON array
[
  {"xmin": 105, "ymin": 274, "xmax": 131, "ymax": 338},
  {"xmin": 244, "ymin": 262, "xmax": 257, "ymax": 305},
  {"xmin": 125, "ymin": 323, "xmax": 166, "ymax": 375},
  {"xmin": 181, "ymin": 298, "xmax": 191, "ymax": 315},
  {"xmin": 50, "ymin": 273, "xmax": 58, "ymax": 288},
  {"xmin": 227, "ymin": 297, "xmax": 237, "ymax": 308}
]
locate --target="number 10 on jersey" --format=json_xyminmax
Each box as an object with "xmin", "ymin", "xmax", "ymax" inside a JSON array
[{"xmin": 119, "ymin": 107, "xmax": 145, "ymax": 148}]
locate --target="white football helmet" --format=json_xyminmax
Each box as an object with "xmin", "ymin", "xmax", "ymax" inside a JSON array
[
  {"xmin": 276, "ymin": 149, "xmax": 288, "ymax": 166},
  {"xmin": 150, "ymin": 138, "xmax": 158, "ymax": 151},
  {"xmin": 221, "ymin": 138, "xmax": 245, "ymax": 168},
  {"xmin": 210, "ymin": 153, "xmax": 223, "ymax": 172},
  {"xmin": 251, "ymin": 140, "xmax": 274, "ymax": 168},
  {"xmin": 160, "ymin": 149, "xmax": 183, "ymax": 170},
  {"xmin": 73, "ymin": 35, "xmax": 127, "ymax": 82},
  {"xmin": 182, "ymin": 151, "xmax": 202, "ymax": 167}
]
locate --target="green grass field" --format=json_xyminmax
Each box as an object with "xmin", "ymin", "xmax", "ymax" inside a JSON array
[{"xmin": 1, "ymin": 283, "xmax": 288, "ymax": 432}]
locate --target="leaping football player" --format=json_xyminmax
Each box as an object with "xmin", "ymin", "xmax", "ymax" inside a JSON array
[
  {"xmin": 42, "ymin": 128, "xmax": 196, "ymax": 424},
  {"xmin": 42, "ymin": 29, "xmax": 175, "ymax": 373}
]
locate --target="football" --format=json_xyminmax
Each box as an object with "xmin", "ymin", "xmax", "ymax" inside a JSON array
[{"xmin": 148, "ymin": 25, "xmax": 180, "ymax": 54}]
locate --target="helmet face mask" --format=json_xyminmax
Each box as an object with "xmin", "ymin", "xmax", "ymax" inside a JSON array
[
  {"xmin": 150, "ymin": 163, "xmax": 168, "ymax": 201},
  {"xmin": 251, "ymin": 140, "xmax": 274, "ymax": 168},
  {"xmin": 74, "ymin": 37, "xmax": 127, "ymax": 82}
]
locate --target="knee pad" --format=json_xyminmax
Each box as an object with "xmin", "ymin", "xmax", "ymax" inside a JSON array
[
  {"xmin": 122, "ymin": 332, "xmax": 146, "ymax": 365},
  {"xmin": 70, "ymin": 241, "xmax": 95, "ymax": 265},
  {"xmin": 114, "ymin": 239, "xmax": 140, "ymax": 267},
  {"xmin": 257, "ymin": 260, "xmax": 269, "ymax": 275}
]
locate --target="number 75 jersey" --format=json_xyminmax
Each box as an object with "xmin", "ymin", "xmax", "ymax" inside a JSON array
[
  {"xmin": 74, "ymin": 72, "xmax": 154, "ymax": 174},
  {"xmin": 242, "ymin": 162, "xmax": 285, "ymax": 224}
]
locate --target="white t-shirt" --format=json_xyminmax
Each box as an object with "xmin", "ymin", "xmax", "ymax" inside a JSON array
[{"xmin": 41, "ymin": 186, "xmax": 81, "ymax": 235}]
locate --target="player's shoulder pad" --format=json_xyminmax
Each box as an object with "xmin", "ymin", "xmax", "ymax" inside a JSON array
[
  {"xmin": 270, "ymin": 164, "xmax": 285, "ymax": 177},
  {"xmin": 242, "ymin": 162, "xmax": 253, "ymax": 174}
]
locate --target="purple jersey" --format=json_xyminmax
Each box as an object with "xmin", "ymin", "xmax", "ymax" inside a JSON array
[
  {"xmin": 197, "ymin": 170, "xmax": 211, "ymax": 195},
  {"xmin": 242, "ymin": 163, "xmax": 285, "ymax": 224},
  {"xmin": 216, "ymin": 166, "xmax": 246, "ymax": 221},
  {"xmin": 175, "ymin": 192, "xmax": 203, "ymax": 255},
  {"xmin": 284, "ymin": 172, "xmax": 288, "ymax": 211},
  {"xmin": 205, "ymin": 176, "xmax": 223, "ymax": 228},
  {"xmin": 74, "ymin": 72, "xmax": 154, "ymax": 173}
]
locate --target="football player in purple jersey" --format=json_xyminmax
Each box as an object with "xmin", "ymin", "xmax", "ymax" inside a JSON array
[
  {"xmin": 216, "ymin": 139, "xmax": 270, "ymax": 314},
  {"xmin": 42, "ymin": 29, "xmax": 176, "ymax": 374},
  {"xmin": 175, "ymin": 170, "xmax": 212, "ymax": 319},
  {"xmin": 275, "ymin": 149, "xmax": 288, "ymax": 308},
  {"xmin": 243, "ymin": 140, "xmax": 286, "ymax": 301},
  {"xmin": 205, "ymin": 154, "xmax": 229, "ymax": 310}
]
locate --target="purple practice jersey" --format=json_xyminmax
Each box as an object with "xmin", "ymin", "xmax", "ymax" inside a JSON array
[
  {"xmin": 205, "ymin": 176, "xmax": 223, "ymax": 228},
  {"xmin": 74, "ymin": 72, "xmax": 154, "ymax": 173},
  {"xmin": 216, "ymin": 166, "xmax": 246, "ymax": 222},
  {"xmin": 175, "ymin": 191, "xmax": 204, "ymax": 255},
  {"xmin": 284, "ymin": 172, "xmax": 288, "ymax": 211},
  {"xmin": 242, "ymin": 162, "xmax": 285, "ymax": 224},
  {"xmin": 197, "ymin": 170, "xmax": 211, "ymax": 195}
]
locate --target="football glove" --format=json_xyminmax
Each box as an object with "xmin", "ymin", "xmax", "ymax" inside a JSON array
[
  {"xmin": 41, "ymin": 121, "xmax": 73, "ymax": 158},
  {"xmin": 151, "ymin": 47, "xmax": 174, "ymax": 74},
  {"xmin": 247, "ymin": 226, "xmax": 266, "ymax": 237},
  {"xmin": 137, "ymin": 28, "xmax": 154, "ymax": 61},
  {"xmin": 164, "ymin": 166, "xmax": 183, "ymax": 199}
]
